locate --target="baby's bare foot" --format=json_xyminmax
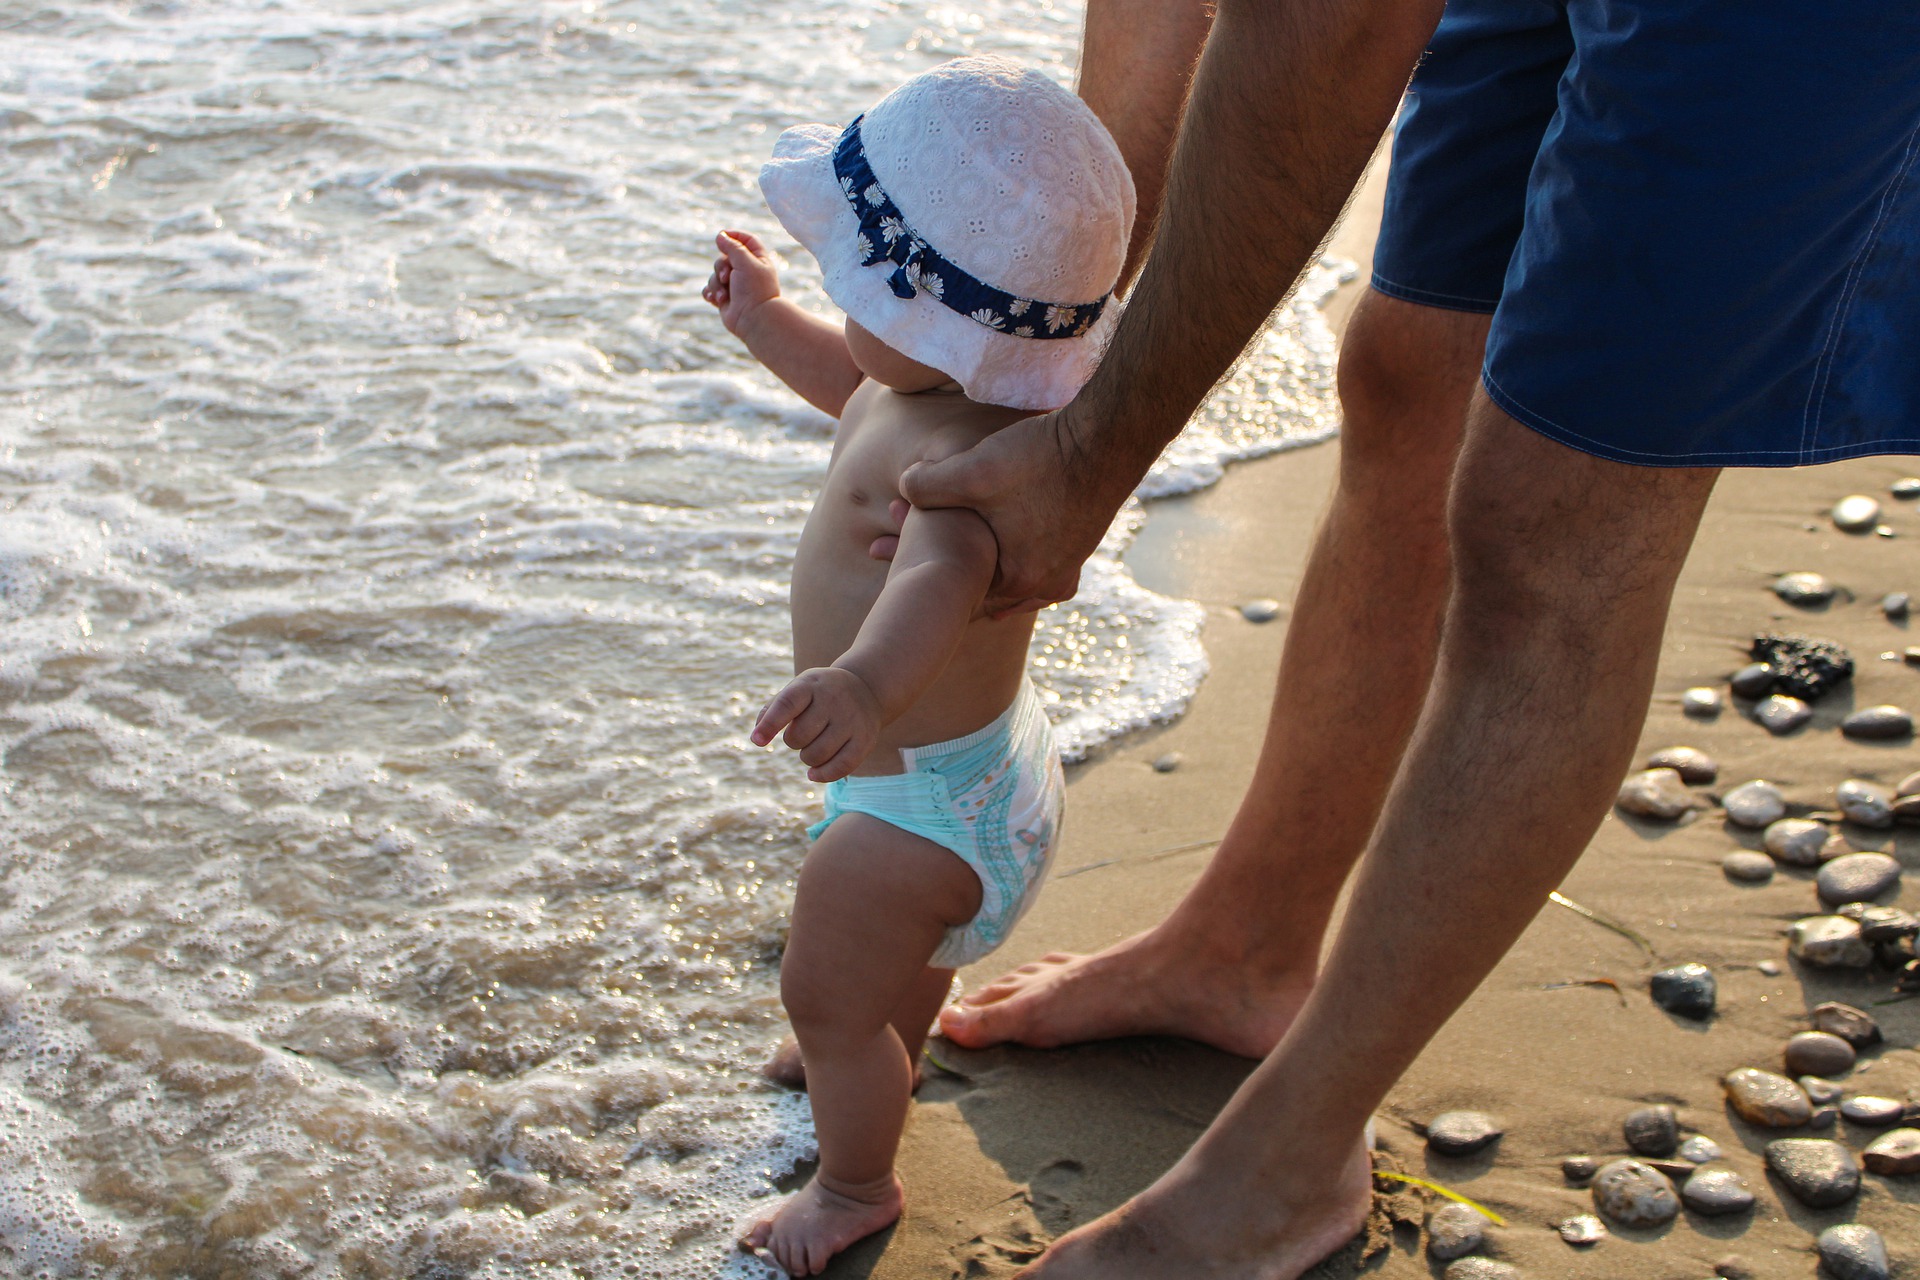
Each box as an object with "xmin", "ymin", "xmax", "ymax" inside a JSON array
[
  {"xmin": 761, "ymin": 1036, "xmax": 924, "ymax": 1092},
  {"xmin": 740, "ymin": 1173, "xmax": 903, "ymax": 1277}
]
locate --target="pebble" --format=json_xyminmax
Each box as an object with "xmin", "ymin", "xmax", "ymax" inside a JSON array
[
  {"xmin": 1907, "ymin": 647, "xmax": 1920, "ymax": 667},
  {"xmin": 1617, "ymin": 768, "xmax": 1698, "ymax": 820},
  {"xmin": 1239, "ymin": 598, "xmax": 1282, "ymax": 623},
  {"xmin": 1444, "ymin": 1260, "xmax": 1519, "ymax": 1280},
  {"xmin": 1755, "ymin": 694, "xmax": 1811, "ymax": 734},
  {"xmin": 1897, "ymin": 793, "xmax": 1920, "ymax": 823},
  {"xmin": 1849, "ymin": 905, "xmax": 1919, "ymax": 942},
  {"xmin": 1895, "ymin": 478, "xmax": 1920, "ymax": 499},
  {"xmin": 1426, "ymin": 1111, "xmax": 1502, "ymax": 1156},
  {"xmin": 1784, "ymin": 1031, "xmax": 1856, "ymax": 1078},
  {"xmin": 1810, "ymin": 1105, "xmax": 1841, "ymax": 1131},
  {"xmin": 1562, "ymin": 1155, "xmax": 1600, "ymax": 1183},
  {"xmin": 1150, "ymin": 752, "xmax": 1182, "ymax": 773},
  {"xmin": 1723, "ymin": 780, "xmax": 1787, "ymax": 828},
  {"xmin": 1764, "ymin": 818, "xmax": 1830, "ymax": 866},
  {"xmin": 1817, "ymin": 1225, "xmax": 1890, "ymax": 1280},
  {"xmin": 1682, "ymin": 687, "xmax": 1723, "ymax": 717},
  {"xmin": 1885, "ymin": 592, "xmax": 1912, "ymax": 621},
  {"xmin": 1678, "ymin": 1135, "xmax": 1723, "ymax": 1164},
  {"xmin": 1790, "ymin": 916, "xmax": 1874, "ymax": 968},
  {"xmin": 1800, "ymin": 1076, "xmax": 1845, "ymax": 1105},
  {"xmin": 1900, "ymin": 769, "xmax": 1920, "ymax": 797},
  {"xmin": 1876, "ymin": 524, "xmax": 1896, "ymax": 537},
  {"xmin": 1647, "ymin": 746, "xmax": 1718, "ymax": 784},
  {"xmin": 1650, "ymin": 965, "xmax": 1716, "ymax": 1019},
  {"xmin": 1764, "ymin": 1138, "xmax": 1860, "ymax": 1207},
  {"xmin": 1723, "ymin": 1068, "xmax": 1813, "ymax": 1127},
  {"xmin": 1623, "ymin": 1104, "xmax": 1681, "ymax": 1156},
  {"xmin": 1721, "ymin": 850, "xmax": 1775, "ymax": 883},
  {"xmin": 1729, "ymin": 662, "xmax": 1776, "ymax": 699},
  {"xmin": 1817, "ymin": 853, "xmax": 1902, "ymax": 905},
  {"xmin": 1758, "ymin": 959, "xmax": 1783, "ymax": 975},
  {"xmin": 1591, "ymin": 1159, "xmax": 1679, "ymax": 1228},
  {"xmin": 1832, "ymin": 495, "xmax": 1883, "ymax": 532},
  {"xmin": 1680, "ymin": 1167, "xmax": 1755, "ymax": 1216},
  {"xmin": 1836, "ymin": 779, "xmax": 1896, "ymax": 829},
  {"xmin": 1820, "ymin": 832, "xmax": 1854, "ymax": 862},
  {"xmin": 1861, "ymin": 1127, "xmax": 1920, "ymax": 1175},
  {"xmin": 1715, "ymin": 1256, "xmax": 1754, "ymax": 1280},
  {"xmin": 1840, "ymin": 1096, "xmax": 1906, "ymax": 1126},
  {"xmin": 1753, "ymin": 634, "xmax": 1855, "ymax": 699},
  {"xmin": 1426, "ymin": 1203, "xmax": 1488, "ymax": 1261},
  {"xmin": 1811, "ymin": 1001, "xmax": 1882, "ymax": 1047},
  {"xmin": 1773, "ymin": 572, "xmax": 1836, "ymax": 606},
  {"xmin": 1556, "ymin": 1214, "xmax": 1605, "ymax": 1246},
  {"xmin": 1842, "ymin": 705, "xmax": 1914, "ymax": 739}
]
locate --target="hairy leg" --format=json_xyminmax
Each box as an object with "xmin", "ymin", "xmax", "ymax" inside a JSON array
[
  {"xmin": 742, "ymin": 816, "xmax": 980, "ymax": 1277},
  {"xmin": 1077, "ymin": 0, "xmax": 1214, "ymax": 283},
  {"xmin": 763, "ymin": 967, "xmax": 953, "ymax": 1090},
  {"xmin": 942, "ymin": 292, "xmax": 1489, "ymax": 1056},
  {"xmin": 1021, "ymin": 404, "xmax": 1719, "ymax": 1279}
]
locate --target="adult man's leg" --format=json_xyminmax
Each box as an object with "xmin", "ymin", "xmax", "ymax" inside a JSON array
[
  {"xmin": 942, "ymin": 288, "xmax": 1488, "ymax": 1057},
  {"xmin": 1021, "ymin": 399, "xmax": 1720, "ymax": 1280}
]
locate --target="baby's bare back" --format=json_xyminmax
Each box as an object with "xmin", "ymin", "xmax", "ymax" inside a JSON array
[{"xmin": 790, "ymin": 382, "xmax": 1038, "ymax": 773}]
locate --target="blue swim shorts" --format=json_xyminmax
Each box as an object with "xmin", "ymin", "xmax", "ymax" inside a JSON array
[{"xmin": 1373, "ymin": 0, "xmax": 1920, "ymax": 467}]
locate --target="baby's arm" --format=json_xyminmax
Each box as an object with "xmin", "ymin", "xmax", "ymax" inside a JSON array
[
  {"xmin": 702, "ymin": 230, "xmax": 864, "ymax": 417},
  {"xmin": 752, "ymin": 505, "xmax": 996, "ymax": 782}
]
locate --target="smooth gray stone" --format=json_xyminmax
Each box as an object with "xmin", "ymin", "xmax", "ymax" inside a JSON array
[
  {"xmin": 1836, "ymin": 779, "xmax": 1895, "ymax": 828},
  {"xmin": 1832, "ymin": 496, "xmax": 1883, "ymax": 532},
  {"xmin": 1773, "ymin": 572, "xmax": 1836, "ymax": 605},
  {"xmin": 1680, "ymin": 1167, "xmax": 1755, "ymax": 1216},
  {"xmin": 1723, "ymin": 1068, "xmax": 1812, "ymax": 1127},
  {"xmin": 1730, "ymin": 662, "xmax": 1777, "ymax": 699},
  {"xmin": 1861, "ymin": 1128, "xmax": 1920, "ymax": 1175},
  {"xmin": 1682, "ymin": 687, "xmax": 1724, "ymax": 717},
  {"xmin": 1716, "ymin": 1256, "xmax": 1754, "ymax": 1280},
  {"xmin": 1758, "ymin": 959, "xmax": 1783, "ymax": 975},
  {"xmin": 1756, "ymin": 694, "xmax": 1812, "ymax": 734},
  {"xmin": 1842, "ymin": 705, "xmax": 1914, "ymax": 740},
  {"xmin": 1723, "ymin": 779, "xmax": 1787, "ymax": 827},
  {"xmin": 1790, "ymin": 916, "xmax": 1874, "ymax": 968},
  {"xmin": 1885, "ymin": 592, "xmax": 1912, "ymax": 621},
  {"xmin": 1897, "ymin": 793, "xmax": 1920, "ymax": 823},
  {"xmin": 1239, "ymin": 597, "xmax": 1282, "ymax": 623},
  {"xmin": 1816, "ymin": 1224, "xmax": 1889, "ymax": 1280},
  {"xmin": 1722, "ymin": 851, "xmax": 1775, "ymax": 883},
  {"xmin": 1840, "ymin": 1096, "xmax": 1905, "ymax": 1126},
  {"xmin": 1150, "ymin": 752, "xmax": 1182, "ymax": 773},
  {"xmin": 1811, "ymin": 1001, "xmax": 1881, "ymax": 1048},
  {"xmin": 1678, "ymin": 1135, "xmax": 1724, "ymax": 1164},
  {"xmin": 1894, "ymin": 477, "xmax": 1920, "ymax": 499},
  {"xmin": 1784, "ymin": 1031, "xmax": 1856, "ymax": 1078},
  {"xmin": 1764, "ymin": 1138, "xmax": 1860, "ymax": 1207},
  {"xmin": 1444, "ymin": 1260, "xmax": 1520, "ymax": 1280},
  {"xmin": 1556, "ymin": 1214, "xmax": 1605, "ymax": 1246},
  {"xmin": 1562, "ymin": 1155, "xmax": 1600, "ymax": 1184},
  {"xmin": 1650, "ymin": 965, "xmax": 1716, "ymax": 1019},
  {"xmin": 1818, "ymin": 853, "xmax": 1901, "ymax": 905},
  {"xmin": 1810, "ymin": 1105, "xmax": 1841, "ymax": 1131},
  {"xmin": 1427, "ymin": 1203, "xmax": 1488, "ymax": 1261},
  {"xmin": 1764, "ymin": 818, "xmax": 1830, "ymax": 866},
  {"xmin": 1800, "ymin": 1076, "xmax": 1845, "ymax": 1105},
  {"xmin": 1624, "ymin": 1104, "xmax": 1681, "ymax": 1156},
  {"xmin": 1426, "ymin": 1111, "xmax": 1502, "ymax": 1156},
  {"xmin": 1618, "ymin": 768, "xmax": 1698, "ymax": 820},
  {"xmin": 1852, "ymin": 906, "xmax": 1919, "ymax": 942},
  {"xmin": 1647, "ymin": 746, "xmax": 1718, "ymax": 784},
  {"xmin": 1899, "ymin": 768, "xmax": 1920, "ymax": 797},
  {"xmin": 1591, "ymin": 1159, "xmax": 1679, "ymax": 1227}
]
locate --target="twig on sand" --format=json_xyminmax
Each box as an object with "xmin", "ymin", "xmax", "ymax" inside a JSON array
[
  {"xmin": 1548, "ymin": 890, "xmax": 1656, "ymax": 963},
  {"xmin": 1541, "ymin": 977, "xmax": 1627, "ymax": 1005},
  {"xmin": 921, "ymin": 1045, "xmax": 971, "ymax": 1080},
  {"xmin": 1056, "ymin": 836, "xmax": 1222, "ymax": 880},
  {"xmin": 1370, "ymin": 1171, "xmax": 1509, "ymax": 1226}
]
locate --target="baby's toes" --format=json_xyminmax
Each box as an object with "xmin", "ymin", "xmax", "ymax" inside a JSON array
[{"xmin": 738, "ymin": 1211, "xmax": 776, "ymax": 1252}]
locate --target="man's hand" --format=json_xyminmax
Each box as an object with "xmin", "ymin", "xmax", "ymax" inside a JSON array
[
  {"xmin": 899, "ymin": 406, "xmax": 1129, "ymax": 616},
  {"xmin": 701, "ymin": 230, "xmax": 781, "ymax": 337},
  {"xmin": 750, "ymin": 666, "xmax": 883, "ymax": 783}
]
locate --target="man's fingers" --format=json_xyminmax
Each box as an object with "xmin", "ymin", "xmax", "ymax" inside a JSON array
[
  {"xmin": 750, "ymin": 685, "xmax": 813, "ymax": 746},
  {"xmin": 899, "ymin": 454, "xmax": 994, "ymax": 511}
]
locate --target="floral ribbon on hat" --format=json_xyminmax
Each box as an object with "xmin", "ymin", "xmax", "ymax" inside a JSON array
[{"xmin": 833, "ymin": 116, "xmax": 1106, "ymax": 340}]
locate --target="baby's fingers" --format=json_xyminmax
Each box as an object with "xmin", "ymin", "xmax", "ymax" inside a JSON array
[
  {"xmin": 807, "ymin": 736, "xmax": 864, "ymax": 784},
  {"xmin": 751, "ymin": 685, "xmax": 813, "ymax": 746},
  {"xmin": 725, "ymin": 229, "xmax": 770, "ymax": 260}
]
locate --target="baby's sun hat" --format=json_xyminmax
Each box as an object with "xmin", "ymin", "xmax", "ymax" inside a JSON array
[{"xmin": 759, "ymin": 56, "xmax": 1135, "ymax": 412}]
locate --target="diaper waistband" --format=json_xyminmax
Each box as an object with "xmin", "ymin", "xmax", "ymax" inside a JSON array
[{"xmin": 899, "ymin": 679, "xmax": 1046, "ymax": 773}]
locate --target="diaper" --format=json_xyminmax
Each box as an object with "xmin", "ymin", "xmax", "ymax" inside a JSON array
[{"xmin": 807, "ymin": 680, "xmax": 1063, "ymax": 968}]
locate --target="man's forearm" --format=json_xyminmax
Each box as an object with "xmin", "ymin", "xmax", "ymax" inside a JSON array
[{"xmin": 1073, "ymin": 0, "xmax": 1442, "ymax": 497}]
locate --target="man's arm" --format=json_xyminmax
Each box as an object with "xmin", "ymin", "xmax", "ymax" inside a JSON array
[
  {"xmin": 703, "ymin": 230, "xmax": 865, "ymax": 417},
  {"xmin": 751, "ymin": 505, "xmax": 995, "ymax": 781},
  {"xmin": 903, "ymin": 0, "xmax": 1443, "ymax": 612}
]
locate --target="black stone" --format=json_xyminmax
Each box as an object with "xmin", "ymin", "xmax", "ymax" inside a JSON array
[
  {"xmin": 1749, "ymin": 634, "xmax": 1854, "ymax": 701},
  {"xmin": 1623, "ymin": 1105, "xmax": 1680, "ymax": 1156},
  {"xmin": 1650, "ymin": 964, "xmax": 1716, "ymax": 1019}
]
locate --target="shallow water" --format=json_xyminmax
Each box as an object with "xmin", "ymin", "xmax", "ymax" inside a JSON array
[{"xmin": 0, "ymin": 1, "xmax": 1343, "ymax": 1274}]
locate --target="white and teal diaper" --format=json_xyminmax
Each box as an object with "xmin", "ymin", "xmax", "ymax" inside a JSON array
[{"xmin": 807, "ymin": 680, "xmax": 1063, "ymax": 967}]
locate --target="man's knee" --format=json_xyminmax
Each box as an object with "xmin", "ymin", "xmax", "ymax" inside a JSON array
[{"xmin": 1335, "ymin": 291, "xmax": 1491, "ymax": 474}]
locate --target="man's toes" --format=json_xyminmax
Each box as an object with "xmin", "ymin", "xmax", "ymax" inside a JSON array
[{"xmin": 939, "ymin": 999, "xmax": 1011, "ymax": 1047}]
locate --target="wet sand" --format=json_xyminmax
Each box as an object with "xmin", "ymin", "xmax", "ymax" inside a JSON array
[{"xmin": 822, "ymin": 156, "xmax": 1920, "ymax": 1278}]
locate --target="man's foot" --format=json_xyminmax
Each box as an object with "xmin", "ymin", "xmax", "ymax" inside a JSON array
[
  {"xmin": 1016, "ymin": 1132, "xmax": 1372, "ymax": 1280},
  {"xmin": 937, "ymin": 929, "xmax": 1313, "ymax": 1059},
  {"xmin": 761, "ymin": 1036, "xmax": 924, "ymax": 1091},
  {"xmin": 739, "ymin": 1173, "xmax": 904, "ymax": 1277}
]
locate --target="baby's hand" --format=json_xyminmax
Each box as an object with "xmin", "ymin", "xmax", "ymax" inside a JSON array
[
  {"xmin": 701, "ymin": 230, "xmax": 781, "ymax": 337},
  {"xmin": 751, "ymin": 666, "xmax": 882, "ymax": 783}
]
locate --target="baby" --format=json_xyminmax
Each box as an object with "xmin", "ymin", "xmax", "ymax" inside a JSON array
[{"xmin": 702, "ymin": 56, "xmax": 1134, "ymax": 1276}]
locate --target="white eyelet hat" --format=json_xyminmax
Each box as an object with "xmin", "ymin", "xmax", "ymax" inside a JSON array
[{"xmin": 759, "ymin": 55, "xmax": 1135, "ymax": 412}]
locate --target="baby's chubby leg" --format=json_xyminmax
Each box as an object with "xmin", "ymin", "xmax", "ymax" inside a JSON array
[
  {"xmin": 743, "ymin": 814, "xmax": 982, "ymax": 1277},
  {"xmin": 763, "ymin": 966, "xmax": 953, "ymax": 1090}
]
